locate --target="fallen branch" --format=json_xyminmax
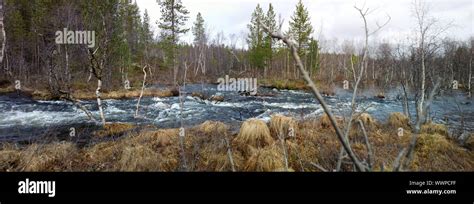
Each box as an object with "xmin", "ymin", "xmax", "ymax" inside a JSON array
[{"xmin": 59, "ymin": 90, "xmax": 96, "ymax": 122}]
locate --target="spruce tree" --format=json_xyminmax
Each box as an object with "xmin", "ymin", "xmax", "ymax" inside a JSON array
[
  {"xmin": 192, "ymin": 12, "xmax": 206, "ymax": 46},
  {"xmin": 263, "ymin": 3, "xmax": 277, "ymax": 76},
  {"xmin": 288, "ymin": 0, "xmax": 313, "ymax": 57},
  {"xmin": 247, "ymin": 4, "xmax": 265, "ymax": 70},
  {"xmin": 157, "ymin": 0, "xmax": 189, "ymax": 83}
]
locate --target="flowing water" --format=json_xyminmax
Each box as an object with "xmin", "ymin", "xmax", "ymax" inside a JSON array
[{"xmin": 0, "ymin": 84, "xmax": 472, "ymax": 142}]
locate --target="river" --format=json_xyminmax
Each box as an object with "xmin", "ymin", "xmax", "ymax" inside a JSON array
[{"xmin": 0, "ymin": 84, "xmax": 472, "ymax": 142}]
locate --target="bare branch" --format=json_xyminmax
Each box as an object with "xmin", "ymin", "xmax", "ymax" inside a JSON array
[
  {"xmin": 393, "ymin": 148, "xmax": 407, "ymax": 172},
  {"xmin": 358, "ymin": 120, "xmax": 374, "ymax": 170},
  {"xmin": 259, "ymin": 21, "xmax": 366, "ymax": 172}
]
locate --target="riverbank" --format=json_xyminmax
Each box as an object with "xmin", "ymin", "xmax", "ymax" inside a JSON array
[
  {"xmin": 0, "ymin": 113, "xmax": 472, "ymax": 172},
  {"xmin": 0, "ymin": 85, "xmax": 179, "ymax": 101}
]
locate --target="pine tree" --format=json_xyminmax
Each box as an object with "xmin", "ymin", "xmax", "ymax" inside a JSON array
[
  {"xmin": 141, "ymin": 9, "xmax": 153, "ymax": 45},
  {"xmin": 263, "ymin": 3, "xmax": 277, "ymax": 77},
  {"xmin": 288, "ymin": 0, "xmax": 313, "ymax": 57},
  {"xmin": 192, "ymin": 12, "xmax": 206, "ymax": 46},
  {"xmin": 157, "ymin": 0, "xmax": 189, "ymax": 83},
  {"xmin": 140, "ymin": 9, "xmax": 154, "ymax": 63},
  {"xmin": 247, "ymin": 4, "xmax": 265, "ymax": 70}
]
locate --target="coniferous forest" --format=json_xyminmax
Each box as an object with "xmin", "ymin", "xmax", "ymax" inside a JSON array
[{"xmin": 0, "ymin": 0, "xmax": 472, "ymax": 173}]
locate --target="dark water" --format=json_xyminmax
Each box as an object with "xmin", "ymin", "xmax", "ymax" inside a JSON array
[{"xmin": 0, "ymin": 84, "xmax": 472, "ymax": 142}]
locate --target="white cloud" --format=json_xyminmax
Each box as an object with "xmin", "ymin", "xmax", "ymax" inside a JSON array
[{"xmin": 135, "ymin": 0, "xmax": 473, "ymax": 48}]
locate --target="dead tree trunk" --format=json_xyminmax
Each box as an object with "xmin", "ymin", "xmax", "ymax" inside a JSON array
[{"xmin": 135, "ymin": 65, "xmax": 148, "ymax": 118}]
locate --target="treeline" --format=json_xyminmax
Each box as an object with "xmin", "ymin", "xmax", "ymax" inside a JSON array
[
  {"xmin": 1, "ymin": 0, "xmax": 153, "ymax": 91},
  {"xmin": 0, "ymin": 0, "xmax": 472, "ymax": 97}
]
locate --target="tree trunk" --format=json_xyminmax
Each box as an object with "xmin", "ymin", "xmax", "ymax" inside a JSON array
[
  {"xmin": 469, "ymin": 53, "xmax": 472, "ymax": 98},
  {"xmin": 96, "ymin": 79, "xmax": 106, "ymax": 126},
  {"xmin": 135, "ymin": 65, "xmax": 147, "ymax": 118},
  {"xmin": 0, "ymin": 0, "xmax": 5, "ymax": 70}
]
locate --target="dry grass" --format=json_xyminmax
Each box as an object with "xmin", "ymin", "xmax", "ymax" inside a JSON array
[
  {"xmin": 269, "ymin": 114, "xmax": 298, "ymax": 139},
  {"xmin": 0, "ymin": 144, "xmax": 21, "ymax": 171},
  {"xmin": 387, "ymin": 112, "xmax": 411, "ymax": 130},
  {"xmin": 244, "ymin": 144, "xmax": 286, "ymax": 171},
  {"xmin": 409, "ymin": 134, "xmax": 474, "ymax": 171},
  {"xmin": 93, "ymin": 123, "xmax": 135, "ymax": 137},
  {"xmin": 421, "ymin": 122, "xmax": 448, "ymax": 136},
  {"xmin": 319, "ymin": 113, "xmax": 344, "ymax": 129},
  {"xmin": 197, "ymin": 121, "xmax": 229, "ymax": 135},
  {"xmin": 357, "ymin": 113, "xmax": 377, "ymax": 128},
  {"xmin": 234, "ymin": 119, "xmax": 274, "ymax": 155},
  {"xmin": 465, "ymin": 134, "xmax": 474, "ymax": 151},
  {"xmin": 19, "ymin": 142, "xmax": 79, "ymax": 172},
  {"xmin": 0, "ymin": 115, "xmax": 472, "ymax": 172}
]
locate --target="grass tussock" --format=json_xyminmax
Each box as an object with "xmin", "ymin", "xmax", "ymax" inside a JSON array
[
  {"xmin": 244, "ymin": 144, "xmax": 287, "ymax": 171},
  {"xmin": 357, "ymin": 113, "xmax": 377, "ymax": 128},
  {"xmin": 387, "ymin": 112, "xmax": 411, "ymax": 130},
  {"xmin": 319, "ymin": 113, "xmax": 344, "ymax": 129},
  {"xmin": 0, "ymin": 114, "xmax": 472, "ymax": 172},
  {"xmin": 269, "ymin": 114, "xmax": 298, "ymax": 139},
  {"xmin": 198, "ymin": 121, "xmax": 229, "ymax": 134},
  {"xmin": 421, "ymin": 122, "xmax": 448, "ymax": 136},
  {"xmin": 234, "ymin": 119, "xmax": 273, "ymax": 155}
]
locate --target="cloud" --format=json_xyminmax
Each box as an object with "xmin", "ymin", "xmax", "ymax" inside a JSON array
[{"xmin": 135, "ymin": 0, "xmax": 473, "ymax": 48}]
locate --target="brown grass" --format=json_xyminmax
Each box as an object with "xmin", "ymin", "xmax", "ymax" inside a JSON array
[
  {"xmin": 387, "ymin": 112, "xmax": 411, "ymax": 130},
  {"xmin": 0, "ymin": 144, "xmax": 21, "ymax": 172},
  {"xmin": 93, "ymin": 123, "xmax": 135, "ymax": 137},
  {"xmin": 234, "ymin": 119, "xmax": 274, "ymax": 155},
  {"xmin": 409, "ymin": 134, "xmax": 474, "ymax": 171},
  {"xmin": 357, "ymin": 113, "xmax": 377, "ymax": 127},
  {"xmin": 0, "ymin": 116, "xmax": 472, "ymax": 172},
  {"xmin": 19, "ymin": 142, "xmax": 79, "ymax": 171},
  {"xmin": 465, "ymin": 134, "xmax": 474, "ymax": 151},
  {"xmin": 421, "ymin": 122, "xmax": 448, "ymax": 136},
  {"xmin": 197, "ymin": 121, "xmax": 229, "ymax": 135},
  {"xmin": 319, "ymin": 113, "xmax": 344, "ymax": 129},
  {"xmin": 269, "ymin": 114, "xmax": 298, "ymax": 139},
  {"xmin": 244, "ymin": 144, "xmax": 286, "ymax": 171}
]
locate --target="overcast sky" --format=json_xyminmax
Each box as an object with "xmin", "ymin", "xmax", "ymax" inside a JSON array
[{"xmin": 135, "ymin": 0, "xmax": 473, "ymax": 49}]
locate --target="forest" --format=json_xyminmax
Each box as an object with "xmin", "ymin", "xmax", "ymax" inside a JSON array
[{"xmin": 0, "ymin": 0, "xmax": 472, "ymax": 172}]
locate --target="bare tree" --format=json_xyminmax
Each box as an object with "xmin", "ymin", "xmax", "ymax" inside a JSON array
[
  {"xmin": 336, "ymin": 5, "xmax": 390, "ymax": 171},
  {"xmin": 412, "ymin": 0, "xmax": 449, "ymax": 130},
  {"xmin": 135, "ymin": 65, "xmax": 148, "ymax": 118},
  {"xmin": 259, "ymin": 21, "xmax": 366, "ymax": 172}
]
